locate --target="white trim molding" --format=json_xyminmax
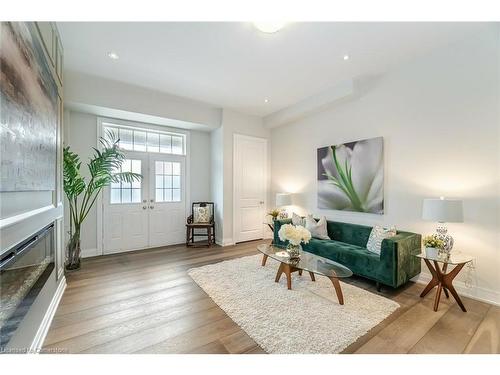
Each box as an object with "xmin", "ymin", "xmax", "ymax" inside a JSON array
[
  {"xmin": 95, "ymin": 116, "xmax": 191, "ymax": 256},
  {"xmin": 31, "ymin": 276, "xmax": 66, "ymax": 353},
  {"xmin": 81, "ymin": 248, "xmax": 99, "ymax": 258},
  {"xmin": 216, "ymin": 237, "xmax": 234, "ymax": 247}
]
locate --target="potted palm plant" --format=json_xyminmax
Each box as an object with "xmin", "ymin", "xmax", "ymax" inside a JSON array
[{"xmin": 63, "ymin": 136, "xmax": 142, "ymax": 271}]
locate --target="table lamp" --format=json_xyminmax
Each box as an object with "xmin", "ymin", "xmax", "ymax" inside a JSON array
[
  {"xmin": 276, "ymin": 193, "xmax": 292, "ymax": 219},
  {"xmin": 422, "ymin": 197, "xmax": 463, "ymax": 251}
]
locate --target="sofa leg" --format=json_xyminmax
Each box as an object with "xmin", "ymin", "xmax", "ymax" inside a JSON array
[{"xmin": 376, "ymin": 282, "xmax": 381, "ymax": 292}]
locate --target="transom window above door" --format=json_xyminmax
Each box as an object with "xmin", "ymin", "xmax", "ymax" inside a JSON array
[{"xmin": 103, "ymin": 123, "xmax": 186, "ymax": 155}]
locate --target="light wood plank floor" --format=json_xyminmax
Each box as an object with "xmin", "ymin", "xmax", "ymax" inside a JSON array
[{"xmin": 43, "ymin": 240, "xmax": 500, "ymax": 354}]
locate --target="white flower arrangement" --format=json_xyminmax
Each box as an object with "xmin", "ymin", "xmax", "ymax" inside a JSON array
[{"xmin": 278, "ymin": 224, "xmax": 312, "ymax": 246}]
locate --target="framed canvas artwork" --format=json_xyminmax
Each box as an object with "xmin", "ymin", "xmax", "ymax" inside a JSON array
[
  {"xmin": 317, "ymin": 137, "xmax": 384, "ymax": 214},
  {"xmin": 0, "ymin": 22, "xmax": 58, "ymax": 192}
]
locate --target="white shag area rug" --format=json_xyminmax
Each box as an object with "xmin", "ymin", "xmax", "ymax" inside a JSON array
[{"xmin": 188, "ymin": 254, "xmax": 400, "ymax": 354}]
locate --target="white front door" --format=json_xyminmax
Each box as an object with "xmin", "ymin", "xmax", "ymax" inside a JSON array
[
  {"xmin": 149, "ymin": 154, "xmax": 186, "ymax": 247},
  {"xmin": 233, "ymin": 134, "xmax": 267, "ymax": 243},
  {"xmin": 103, "ymin": 152, "xmax": 186, "ymax": 254},
  {"xmin": 103, "ymin": 153, "xmax": 149, "ymax": 254}
]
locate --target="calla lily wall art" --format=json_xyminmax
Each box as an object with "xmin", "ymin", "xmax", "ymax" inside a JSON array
[{"xmin": 317, "ymin": 137, "xmax": 384, "ymax": 214}]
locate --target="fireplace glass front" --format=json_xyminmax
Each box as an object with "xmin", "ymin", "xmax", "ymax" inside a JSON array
[{"xmin": 0, "ymin": 224, "xmax": 55, "ymax": 347}]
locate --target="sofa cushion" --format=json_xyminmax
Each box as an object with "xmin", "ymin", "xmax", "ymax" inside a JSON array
[
  {"xmin": 292, "ymin": 213, "xmax": 305, "ymax": 226},
  {"xmin": 303, "ymin": 239, "xmax": 381, "ymax": 280},
  {"xmin": 366, "ymin": 225, "xmax": 396, "ymax": 255},
  {"xmin": 305, "ymin": 215, "xmax": 330, "ymax": 240},
  {"xmin": 326, "ymin": 221, "xmax": 372, "ymax": 247}
]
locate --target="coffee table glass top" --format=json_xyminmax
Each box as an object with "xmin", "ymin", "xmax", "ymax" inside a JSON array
[
  {"xmin": 257, "ymin": 244, "xmax": 353, "ymax": 279},
  {"xmin": 415, "ymin": 251, "xmax": 473, "ymax": 265}
]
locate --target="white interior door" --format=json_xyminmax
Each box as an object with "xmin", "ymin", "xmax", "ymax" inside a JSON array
[
  {"xmin": 149, "ymin": 154, "xmax": 186, "ymax": 247},
  {"xmin": 103, "ymin": 152, "xmax": 149, "ymax": 254},
  {"xmin": 233, "ymin": 134, "xmax": 267, "ymax": 243}
]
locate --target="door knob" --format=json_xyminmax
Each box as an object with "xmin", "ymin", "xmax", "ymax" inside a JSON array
[
  {"xmin": 149, "ymin": 205, "xmax": 155, "ymax": 209},
  {"xmin": 142, "ymin": 206, "xmax": 147, "ymax": 210}
]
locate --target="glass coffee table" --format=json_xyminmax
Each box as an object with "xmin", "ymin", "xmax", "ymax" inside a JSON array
[
  {"xmin": 415, "ymin": 251, "xmax": 474, "ymax": 312},
  {"xmin": 257, "ymin": 244, "xmax": 353, "ymax": 305}
]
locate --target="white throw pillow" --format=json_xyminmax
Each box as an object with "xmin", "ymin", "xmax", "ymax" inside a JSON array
[
  {"xmin": 305, "ymin": 215, "xmax": 330, "ymax": 240},
  {"xmin": 193, "ymin": 206, "xmax": 210, "ymax": 223},
  {"xmin": 292, "ymin": 212, "xmax": 305, "ymax": 226},
  {"xmin": 366, "ymin": 225, "xmax": 397, "ymax": 255}
]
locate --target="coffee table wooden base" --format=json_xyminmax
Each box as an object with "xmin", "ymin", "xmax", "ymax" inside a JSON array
[
  {"xmin": 261, "ymin": 254, "xmax": 268, "ymax": 267},
  {"xmin": 274, "ymin": 263, "xmax": 344, "ymax": 305},
  {"xmin": 420, "ymin": 259, "xmax": 467, "ymax": 312}
]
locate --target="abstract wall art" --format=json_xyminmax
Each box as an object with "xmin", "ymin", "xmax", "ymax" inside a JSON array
[
  {"xmin": 317, "ymin": 137, "xmax": 384, "ymax": 214},
  {"xmin": 0, "ymin": 22, "xmax": 58, "ymax": 192}
]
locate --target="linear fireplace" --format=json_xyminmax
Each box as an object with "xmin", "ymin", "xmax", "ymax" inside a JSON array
[{"xmin": 0, "ymin": 224, "xmax": 55, "ymax": 347}]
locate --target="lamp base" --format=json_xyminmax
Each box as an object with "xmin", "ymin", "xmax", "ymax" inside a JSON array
[{"xmin": 436, "ymin": 225, "xmax": 454, "ymax": 252}]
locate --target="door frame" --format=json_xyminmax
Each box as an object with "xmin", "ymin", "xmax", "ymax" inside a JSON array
[
  {"xmin": 232, "ymin": 133, "xmax": 269, "ymax": 244},
  {"xmin": 96, "ymin": 116, "xmax": 191, "ymax": 256}
]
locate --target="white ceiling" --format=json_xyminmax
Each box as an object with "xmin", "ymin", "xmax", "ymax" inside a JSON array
[{"xmin": 58, "ymin": 22, "xmax": 488, "ymax": 117}]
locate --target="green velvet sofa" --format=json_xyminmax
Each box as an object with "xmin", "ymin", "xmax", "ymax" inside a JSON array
[{"xmin": 273, "ymin": 218, "xmax": 421, "ymax": 289}]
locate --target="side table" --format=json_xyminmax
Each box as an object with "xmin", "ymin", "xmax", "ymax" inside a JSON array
[
  {"xmin": 415, "ymin": 251, "xmax": 473, "ymax": 312},
  {"xmin": 261, "ymin": 221, "xmax": 275, "ymax": 267}
]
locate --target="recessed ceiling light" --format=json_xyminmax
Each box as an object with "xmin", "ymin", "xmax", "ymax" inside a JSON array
[
  {"xmin": 264, "ymin": 99, "xmax": 269, "ymax": 103},
  {"xmin": 254, "ymin": 22, "xmax": 286, "ymax": 33},
  {"xmin": 107, "ymin": 52, "xmax": 119, "ymax": 60},
  {"xmin": 343, "ymin": 54, "xmax": 350, "ymax": 61}
]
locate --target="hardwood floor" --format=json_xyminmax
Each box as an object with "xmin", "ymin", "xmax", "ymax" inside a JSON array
[{"xmin": 43, "ymin": 240, "xmax": 500, "ymax": 354}]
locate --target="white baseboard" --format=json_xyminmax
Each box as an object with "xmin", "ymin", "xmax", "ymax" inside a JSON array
[
  {"xmin": 31, "ymin": 276, "xmax": 66, "ymax": 352},
  {"xmin": 216, "ymin": 238, "xmax": 234, "ymax": 247},
  {"xmin": 412, "ymin": 273, "xmax": 500, "ymax": 307},
  {"xmin": 81, "ymin": 247, "xmax": 99, "ymax": 258}
]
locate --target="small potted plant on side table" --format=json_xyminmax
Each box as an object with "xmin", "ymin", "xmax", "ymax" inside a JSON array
[
  {"xmin": 423, "ymin": 234, "xmax": 445, "ymax": 258},
  {"xmin": 267, "ymin": 208, "xmax": 281, "ymax": 222}
]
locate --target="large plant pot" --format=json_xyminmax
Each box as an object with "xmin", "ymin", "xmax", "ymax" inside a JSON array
[{"xmin": 65, "ymin": 233, "xmax": 82, "ymax": 271}]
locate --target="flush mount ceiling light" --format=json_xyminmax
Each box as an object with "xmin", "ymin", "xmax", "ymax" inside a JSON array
[
  {"xmin": 253, "ymin": 22, "xmax": 286, "ymax": 33},
  {"xmin": 107, "ymin": 51, "xmax": 119, "ymax": 60}
]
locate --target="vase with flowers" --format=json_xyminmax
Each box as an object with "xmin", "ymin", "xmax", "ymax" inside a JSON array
[
  {"xmin": 278, "ymin": 224, "xmax": 312, "ymax": 259},
  {"xmin": 423, "ymin": 234, "xmax": 445, "ymax": 258}
]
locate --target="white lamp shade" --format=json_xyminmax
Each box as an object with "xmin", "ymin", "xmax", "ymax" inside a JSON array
[
  {"xmin": 422, "ymin": 198, "xmax": 463, "ymax": 223},
  {"xmin": 276, "ymin": 193, "xmax": 292, "ymax": 207}
]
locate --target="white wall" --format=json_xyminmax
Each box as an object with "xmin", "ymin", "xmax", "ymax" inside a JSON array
[
  {"xmin": 271, "ymin": 26, "xmax": 500, "ymax": 305},
  {"xmin": 190, "ymin": 130, "xmax": 212, "ymax": 202},
  {"xmin": 64, "ymin": 110, "xmax": 212, "ymax": 255},
  {"xmin": 210, "ymin": 109, "xmax": 271, "ymax": 244},
  {"xmin": 210, "ymin": 127, "xmax": 224, "ymax": 244},
  {"xmin": 65, "ymin": 71, "xmax": 221, "ymax": 130}
]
